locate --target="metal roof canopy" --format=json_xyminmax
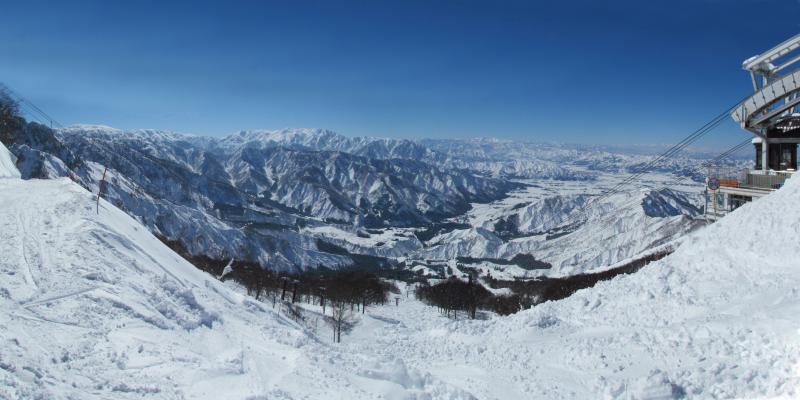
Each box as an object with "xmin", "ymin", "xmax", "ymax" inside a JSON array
[
  {"xmin": 743, "ymin": 33, "xmax": 800, "ymax": 87},
  {"xmin": 732, "ymin": 33, "xmax": 800, "ymax": 135}
]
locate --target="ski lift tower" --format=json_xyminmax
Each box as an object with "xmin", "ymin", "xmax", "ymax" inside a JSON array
[{"xmin": 707, "ymin": 34, "xmax": 800, "ymax": 219}]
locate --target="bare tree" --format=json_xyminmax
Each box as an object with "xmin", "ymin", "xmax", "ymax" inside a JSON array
[
  {"xmin": 330, "ymin": 300, "xmax": 351, "ymax": 343},
  {"xmin": 0, "ymin": 87, "xmax": 22, "ymax": 144}
]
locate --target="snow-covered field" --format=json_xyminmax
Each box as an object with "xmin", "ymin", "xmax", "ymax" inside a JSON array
[{"xmin": 2, "ymin": 140, "xmax": 799, "ymax": 399}]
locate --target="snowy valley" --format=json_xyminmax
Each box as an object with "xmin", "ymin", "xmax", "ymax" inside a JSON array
[{"xmin": 1, "ymin": 121, "xmax": 799, "ymax": 399}]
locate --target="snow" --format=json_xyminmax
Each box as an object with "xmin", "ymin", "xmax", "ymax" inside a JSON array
[
  {"xmin": 0, "ymin": 141, "xmax": 21, "ymax": 178},
  {"xmin": 419, "ymin": 173, "xmax": 705, "ymax": 276},
  {"xmin": 337, "ymin": 175, "xmax": 800, "ymax": 398},
  {"xmin": 0, "ymin": 178, "xmax": 469, "ymax": 399},
  {"xmin": 2, "ymin": 137, "xmax": 797, "ymax": 398}
]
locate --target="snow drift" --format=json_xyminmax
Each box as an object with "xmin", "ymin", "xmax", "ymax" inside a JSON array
[{"xmin": 493, "ymin": 173, "xmax": 800, "ymax": 397}]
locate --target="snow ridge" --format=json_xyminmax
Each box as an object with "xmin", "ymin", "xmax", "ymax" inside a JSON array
[{"xmin": 0, "ymin": 141, "xmax": 21, "ymax": 178}]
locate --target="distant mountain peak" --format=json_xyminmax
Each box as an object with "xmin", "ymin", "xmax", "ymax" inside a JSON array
[{"xmin": 61, "ymin": 124, "xmax": 123, "ymax": 134}]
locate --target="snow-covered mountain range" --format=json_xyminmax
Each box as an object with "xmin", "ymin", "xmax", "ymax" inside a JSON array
[
  {"xmin": 2, "ymin": 121, "xmax": 720, "ymax": 274},
  {"xmin": 2, "ymin": 136, "xmax": 798, "ymax": 399}
]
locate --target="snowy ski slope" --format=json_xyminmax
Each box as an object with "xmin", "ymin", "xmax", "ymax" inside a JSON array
[{"xmin": 0, "ymin": 142, "xmax": 468, "ymax": 399}]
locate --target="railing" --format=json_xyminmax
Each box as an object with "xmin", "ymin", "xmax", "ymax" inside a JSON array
[
  {"xmin": 709, "ymin": 168, "xmax": 793, "ymax": 191},
  {"xmin": 743, "ymin": 171, "xmax": 789, "ymax": 190}
]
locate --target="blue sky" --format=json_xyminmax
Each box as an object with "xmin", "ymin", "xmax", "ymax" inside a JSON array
[{"xmin": 2, "ymin": 0, "xmax": 799, "ymax": 146}]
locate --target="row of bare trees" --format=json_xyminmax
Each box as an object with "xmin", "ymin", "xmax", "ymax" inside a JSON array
[
  {"xmin": 230, "ymin": 265, "xmax": 396, "ymax": 342},
  {"xmin": 416, "ymin": 276, "xmax": 522, "ymax": 318},
  {"xmin": 483, "ymin": 249, "xmax": 674, "ymax": 306},
  {"xmin": 159, "ymin": 237, "xmax": 398, "ymax": 343}
]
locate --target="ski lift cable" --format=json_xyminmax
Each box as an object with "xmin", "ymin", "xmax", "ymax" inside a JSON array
[
  {"xmin": 540, "ymin": 117, "xmax": 752, "ymax": 234},
  {"xmin": 595, "ymin": 116, "xmax": 725, "ymax": 197},
  {"xmin": 0, "ymin": 84, "xmax": 60, "ymax": 126},
  {"xmin": 591, "ymin": 93, "xmax": 752, "ymax": 203},
  {"xmin": 562, "ymin": 136, "xmax": 762, "ymax": 243},
  {"xmin": 588, "ymin": 137, "xmax": 757, "ymax": 238},
  {"xmin": 620, "ymin": 135, "xmax": 752, "ymax": 196},
  {"xmin": 592, "ymin": 112, "xmax": 730, "ymax": 203},
  {"xmin": 574, "ymin": 96, "xmax": 751, "ymax": 222},
  {"xmin": 3, "ymin": 90, "xmax": 49, "ymax": 127},
  {"xmin": 658, "ymin": 137, "xmax": 754, "ymax": 190},
  {"xmin": 700, "ymin": 137, "xmax": 753, "ymax": 167},
  {"xmin": 562, "ymin": 116, "xmax": 728, "ymax": 228},
  {"xmin": 0, "ymin": 83, "xmax": 63, "ymax": 128}
]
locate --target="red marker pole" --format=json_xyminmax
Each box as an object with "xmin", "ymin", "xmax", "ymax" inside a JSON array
[{"xmin": 96, "ymin": 166, "xmax": 107, "ymax": 214}]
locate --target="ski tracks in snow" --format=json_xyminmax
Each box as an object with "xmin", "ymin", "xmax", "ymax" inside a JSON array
[{"xmin": 15, "ymin": 211, "xmax": 40, "ymax": 294}]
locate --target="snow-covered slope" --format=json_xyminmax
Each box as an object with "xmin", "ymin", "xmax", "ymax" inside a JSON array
[
  {"xmin": 0, "ymin": 141, "xmax": 20, "ymax": 178},
  {"xmin": 0, "ymin": 177, "xmax": 468, "ymax": 399},
  {"xmin": 342, "ymin": 175, "xmax": 800, "ymax": 399},
  {"xmin": 421, "ymin": 188, "xmax": 704, "ymax": 275}
]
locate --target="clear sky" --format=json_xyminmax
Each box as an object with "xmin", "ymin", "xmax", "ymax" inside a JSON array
[{"xmin": 2, "ymin": 0, "xmax": 799, "ymax": 145}]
